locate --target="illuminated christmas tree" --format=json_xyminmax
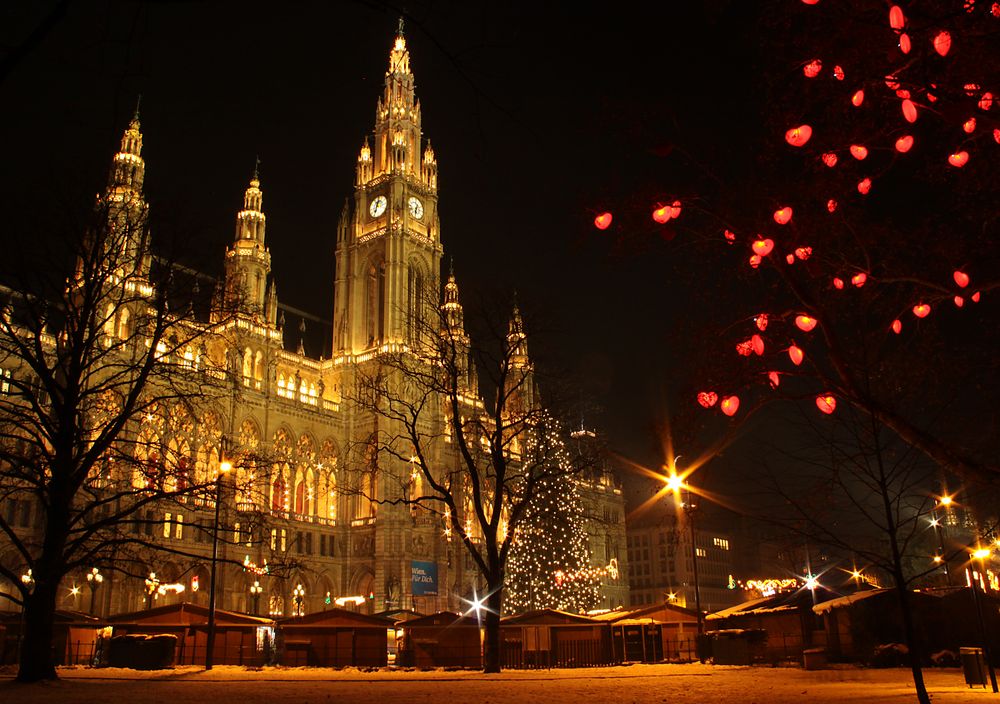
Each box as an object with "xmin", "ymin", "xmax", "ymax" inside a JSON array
[{"xmin": 504, "ymin": 471, "xmax": 600, "ymax": 614}]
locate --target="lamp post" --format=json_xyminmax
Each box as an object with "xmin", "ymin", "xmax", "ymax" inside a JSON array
[
  {"xmin": 205, "ymin": 449, "xmax": 232, "ymax": 670},
  {"xmin": 292, "ymin": 583, "xmax": 305, "ymax": 617},
  {"xmin": 86, "ymin": 567, "xmax": 104, "ymax": 615},
  {"xmin": 934, "ymin": 495, "xmax": 953, "ymax": 584},
  {"xmin": 970, "ymin": 547, "xmax": 999, "ymax": 693},
  {"xmin": 681, "ymin": 487, "xmax": 704, "ymax": 636},
  {"xmin": 249, "ymin": 581, "xmax": 263, "ymax": 616}
]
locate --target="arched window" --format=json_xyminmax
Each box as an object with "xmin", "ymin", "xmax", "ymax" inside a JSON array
[
  {"xmin": 407, "ymin": 263, "xmax": 424, "ymax": 345},
  {"xmin": 254, "ymin": 350, "xmax": 264, "ymax": 389},
  {"xmin": 366, "ymin": 260, "xmax": 385, "ymax": 345},
  {"xmin": 271, "ymin": 474, "xmax": 286, "ymax": 512},
  {"xmin": 242, "ymin": 348, "xmax": 253, "ymax": 386}
]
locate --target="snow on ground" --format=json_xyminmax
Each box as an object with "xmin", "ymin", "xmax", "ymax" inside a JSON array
[{"xmin": 0, "ymin": 663, "xmax": 994, "ymax": 703}]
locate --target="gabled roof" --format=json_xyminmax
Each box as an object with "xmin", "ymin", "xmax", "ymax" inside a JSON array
[
  {"xmin": 501, "ymin": 608, "xmax": 598, "ymax": 626},
  {"xmin": 377, "ymin": 608, "xmax": 427, "ymax": 622},
  {"xmin": 591, "ymin": 602, "xmax": 698, "ymax": 624},
  {"xmin": 0, "ymin": 609, "xmax": 99, "ymax": 625},
  {"xmin": 107, "ymin": 601, "xmax": 274, "ymax": 626},
  {"xmin": 278, "ymin": 607, "xmax": 394, "ymax": 627}
]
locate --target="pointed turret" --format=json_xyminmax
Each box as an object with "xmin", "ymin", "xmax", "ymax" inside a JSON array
[
  {"xmin": 439, "ymin": 263, "xmax": 476, "ymax": 394},
  {"xmin": 507, "ymin": 301, "xmax": 531, "ymax": 370},
  {"xmin": 504, "ymin": 300, "xmax": 535, "ymax": 416},
  {"xmin": 96, "ymin": 103, "xmax": 150, "ymax": 280},
  {"xmin": 222, "ymin": 162, "xmax": 272, "ymax": 317}
]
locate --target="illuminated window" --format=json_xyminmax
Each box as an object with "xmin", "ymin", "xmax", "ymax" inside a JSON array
[
  {"xmin": 696, "ymin": 547, "xmax": 707, "ymax": 558},
  {"xmin": 174, "ymin": 514, "xmax": 183, "ymax": 539},
  {"xmin": 163, "ymin": 512, "xmax": 172, "ymax": 538},
  {"xmin": 0, "ymin": 367, "xmax": 9, "ymax": 395},
  {"xmin": 713, "ymin": 537, "xmax": 730, "ymax": 550}
]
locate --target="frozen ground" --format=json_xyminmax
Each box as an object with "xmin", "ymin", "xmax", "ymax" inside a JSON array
[{"xmin": 0, "ymin": 663, "xmax": 994, "ymax": 703}]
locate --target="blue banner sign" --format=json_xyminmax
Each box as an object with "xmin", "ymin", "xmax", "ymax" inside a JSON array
[{"xmin": 411, "ymin": 560, "xmax": 438, "ymax": 596}]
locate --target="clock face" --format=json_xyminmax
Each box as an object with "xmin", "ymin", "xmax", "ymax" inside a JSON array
[
  {"xmin": 407, "ymin": 196, "xmax": 424, "ymax": 220},
  {"xmin": 369, "ymin": 195, "xmax": 387, "ymax": 218}
]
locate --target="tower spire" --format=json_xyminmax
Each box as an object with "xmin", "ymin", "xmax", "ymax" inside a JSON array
[{"xmin": 220, "ymin": 162, "xmax": 271, "ymax": 318}]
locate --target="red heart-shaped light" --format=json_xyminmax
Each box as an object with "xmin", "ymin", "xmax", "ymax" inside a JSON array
[
  {"xmin": 954, "ymin": 296, "xmax": 965, "ymax": 308},
  {"xmin": 669, "ymin": 200, "xmax": 682, "ymax": 219},
  {"xmin": 889, "ymin": 6, "xmax": 905, "ymax": 29},
  {"xmin": 795, "ymin": 315, "xmax": 818, "ymax": 332},
  {"xmin": 963, "ymin": 118, "xmax": 977, "ymax": 134},
  {"xmin": 768, "ymin": 371, "xmax": 780, "ymax": 388},
  {"xmin": 773, "ymin": 207, "xmax": 793, "ymax": 225},
  {"xmin": 755, "ymin": 314, "xmax": 769, "ymax": 331},
  {"xmin": 850, "ymin": 145, "xmax": 868, "ymax": 160},
  {"xmin": 720, "ymin": 396, "xmax": 740, "ymax": 417},
  {"xmin": 803, "ymin": 59, "xmax": 822, "ymax": 78},
  {"xmin": 749, "ymin": 254, "xmax": 762, "ymax": 269},
  {"xmin": 899, "ymin": 33, "xmax": 911, "ymax": 54},
  {"xmin": 948, "ymin": 151, "xmax": 969, "ymax": 168},
  {"xmin": 736, "ymin": 340, "xmax": 753, "ymax": 356},
  {"xmin": 971, "ymin": 291, "xmax": 981, "ymax": 303},
  {"xmin": 901, "ymin": 99, "xmax": 917, "ymax": 123},
  {"xmin": 857, "ymin": 178, "xmax": 872, "ymax": 195},
  {"xmin": 851, "ymin": 90, "xmax": 865, "ymax": 107},
  {"xmin": 912, "ymin": 303, "xmax": 931, "ymax": 318},
  {"xmin": 788, "ymin": 345, "xmax": 804, "ymax": 366},
  {"xmin": 833, "ymin": 277, "xmax": 845, "ymax": 290},
  {"xmin": 954, "ymin": 270, "xmax": 970, "ymax": 288},
  {"xmin": 895, "ymin": 135, "xmax": 914, "ymax": 153},
  {"xmin": 982, "ymin": 93, "xmax": 995, "ymax": 111},
  {"xmin": 816, "ymin": 394, "xmax": 837, "ymax": 414},
  {"xmin": 891, "ymin": 319, "xmax": 902, "ymax": 334},
  {"xmin": 697, "ymin": 391, "xmax": 718, "ymax": 408},
  {"xmin": 752, "ymin": 334, "xmax": 765, "ymax": 356},
  {"xmin": 785, "ymin": 125, "xmax": 813, "ymax": 147},
  {"xmin": 827, "ymin": 199, "xmax": 838, "ymax": 213},
  {"xmin": 594, "ymin": 212, "xmax": 613, "ymax": 230},
  {"xmin": 833, "ymin": 65, "xmax": 844, "ymax": 80},
  {"xmin": 821, "ymin": 152, "xmax": 838, "ymax": 167},
  {"xmin": 933, "ymin": 30, "xmax": 951, "ymax": 56},
  {"xmin": 752, "ymin": 238, "xmax": 774, "ymax": 256},
  {"xmin": 795, "ymin": 247, "xmax": 812, "ymax": 260},
  {"xmin": 851, "ymin": 272, "xmax": 868, "ymax": 287},
  {"xmin": 724, "ymin": 229, "xmax": 736, "ymax": 244},
  {"xmin": 652, "ymin": 206, "xmax": 671, "ymax": 224},
  {"xmin": 785, "ymin": 254, "xmax": 796, "ymax": 265}
]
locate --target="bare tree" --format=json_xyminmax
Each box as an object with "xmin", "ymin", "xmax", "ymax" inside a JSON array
[{"xmin": 348, "ymin": 278, "xmax": 594, "ymax": 672}]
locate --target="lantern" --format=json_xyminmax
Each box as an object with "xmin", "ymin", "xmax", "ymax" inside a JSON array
[
  {"xmin": 896, "ymin": 89, "xmax": 911, "ymax": 99},
  {"xmin": 652, "ymin": 206, "xmax": 671, "ymax": 223},
  {"xmin": 833, "ymin": 277, "xmax": 845, "ymax": 290},
  {"xmin": 786, "ymin": 254, "xmax": 796, "ymax": 265},
  {"xmin": 827, "ymin": 199, "xmax": 838, "ymax": 213},
  {"xmin": 851, "ymin": 272, "xmax": 867, "ymax": 287},
  {"xmin": 912, "ymin": 303, "xmax": 931, "ymax": 318},
  {"xmin": 857, "ymin": 178, "xmax": 872, "ymax": 195},
  {"xmin": 963, "ymin": 117, "xmax": 977, "ymax": 134},
  {"xmin": 895, "ymin": 135, "xmax": 914, "ymax": 153},
  {"xmin": 752, "ymin": 334, "xmax": 765, "ymax": 356},
  {"xmin": 749, "ymin": 254, "xmax": 762, "ymax": 268},
  {"xmin": 889, "ymin": 6, "xmax": 905, "ymax": 30},
  {"xmin": 833, "ymin": 65, "xmax": 845, "ymax": 80},
  {"xmin": 948, "ymin": 151, "xmax": 969, "ymax": 167},
  {"xmin": 720, "ymin": 396, "xmax": 740, "ymax": 417},
  {"xmin": 594, "ymin": 212, "xmax": 613, "ymax": 230},
  {"xmin": 851, "ymin": 90, "xmax": 865, "ymax": 107},
  {"xmin": 850, "ymin": 145, "xmax": 868, "ymax": 160},
  {"xmin": 795, "ymin": 315, "xmax": 818, "ymax": 332},
  {"xmin": 972, "ymin": 291, "xmax": 981, "ymax": 303},
  {"xmin": 954, "ymin": 296, "xmax": 965, "ymax": 308},
  {"xmin": 821, "ymin": 152, "xmax": 838, "ymax": 167},
  {"xmin": 736, "ymin": 340, "xmax": 753, "ymax": 356},
  {"xmin": 954, "ymin": 270, "xmax": 970, "ymax": 288},
  {"xmin": 902, "ymin": 99, "xmax": 918, "ymax": 123},
  {"xmin": 755, "ymin": 314, "xmax": 769, "ymax": 331},
  {"xmin": 785, "ymin": 125, "xmax": 813, "ymax": 147},
  {"xmin": 803, "ymin": 59, "xmax": 822, "ymax": 78},
  {"xmin": 816, "ymin": 394, "xmax": 837, "ymax": 414},
  {"xmin": 891, "ymin": 319, "xmax": 902, "ymax": 334},
  {"xmin": 981, "ymin": 93, "xmax": 995, "ymax": 111},
  {"xmin": 933, "ymin": 31, "xmax": 951, "ymax": 56},
  {"xmin": 795, "ymin": 246, "xmax": 812, "ymax": 260},
  {"xmin": 773, "ymin": 207, "xmax": 793, "ymax": 225},
  {"xmin": 768, "ymin": 371, "xmax": 781, "ymax": 388},
  {"xmin": 899, "ymin": 33, "xmax": 911, "ymax": 54},
  {"xmin": 697, "ymin": 391, "xmax": 718, "ymax": 408},
  {"xmin": 752, "ymin": 238, "xmax": 774, "ymax": 256},
  {"xmin": 788, "ymin": 345, "xmax": 804, "ymax": 366}
]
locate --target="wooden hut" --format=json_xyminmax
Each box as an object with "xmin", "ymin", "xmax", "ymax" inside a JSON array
[
  {"xmin": 0, "ymin": 609, "xmax": 101, "ymax": 666},
  {"xmin": 501, "ymin": 609, "xmax": 610, "ymax": 668},
  {"xmin": 277, "ymin": 608, "xmax": 394, "ymax": 667},
  {"xmin": 396, "ymin": 611, "xmax": 482, "ymax": 668},
  {"xmin": 107, "ymin": 602, "xmax": 274, "ymax": 666},
  {"xmin": 592, "ymin": 602, "xmax": 700, "ymax": 662}
]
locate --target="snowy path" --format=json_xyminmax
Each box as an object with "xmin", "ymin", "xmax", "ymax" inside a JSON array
[{"xmin": 0, "ymin": 663, "xmax": 992, "ymax": 703}]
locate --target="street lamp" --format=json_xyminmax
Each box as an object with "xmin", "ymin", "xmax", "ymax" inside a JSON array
[
  {"xmin": 249, "ymin": 581, "xmax": 264, "ymax": 616},
  {"xmin": 681, "ymin": 487, "xmax": 704, "ymax": 636},
  {"xmin": 145, "ymin": 572, "xmax": 159, "ymax": 609},
  {"xmin": 969, "ymin": 546, "xmax": 999, "ymax": 693},
  {"xmin": 932, "ymin": 494, "xmax": 953, "ymax": 583},
  {"xmin": 205, "ymin": 447, "xmax": 233, "ymax": 670},
  {"xmin": 292, "ymin": 583, "xmax": 306, "ymax": 617},
  {"xmin": 86, "ymin": 568, "xmax": 104, "ymax": 615}
]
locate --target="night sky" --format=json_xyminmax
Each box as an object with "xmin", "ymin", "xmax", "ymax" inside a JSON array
[{"xmin": 0, "ymin": 1, "xmax": 791, "ymax": 512}]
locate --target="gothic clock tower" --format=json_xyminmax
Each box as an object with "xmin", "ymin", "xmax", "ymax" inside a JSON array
[{"xmin": 333, "ymin": 21, "xmax": 442, "ymax": 357}]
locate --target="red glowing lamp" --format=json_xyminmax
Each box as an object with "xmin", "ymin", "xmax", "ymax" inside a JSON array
[
  {"xmin": 948, "ymin": 151, "xmax": 969, "ymax": 168},
  {"xmin": 652, "ymin": 206, "xmax": 671, "ymax": 224},
  {"xmin": 901, "ymin": 99, "xmax": 918, "ymax": 123},
  {"xmin": 833, "ymin": 65, "xmax": 844, "ymax": 80},
  {"xmin": 752, "ymin": 238, "xmax": 774, "ymax": 256},
  {"xmin": 697, "ymin": 391, "xmax": 718, "ymax": 408},
  {"xmin": 594, "ymin": 212, "xmax": 612, "ymax": 230},
  {"xmin": 899, "ymin": 33, "xmax": 911, "ymax": 54},
  {"xmin": 788, "ymin": 345, "xmax": 804, "ymax": 366},
  {"xmin": 851, "ymin": 272, "xmax": 868, "ymax": 287},
  {"xmin": 773, "ymin": 207, "xmax": 793, "ymax": 225},
  {"xmin": 755, "ymin": 314, "xmax": 769, "ymax": 331},
  {"xmin": 954, "ymin": 270, "xmax": 970, "ymax": 288},
  {"xmin": 889, "ymin": 6, "xmax": 905, "ymax": 29},
  {"xmin": 795, "ymin": 247, "xmax": 812, "ymax": 260},
  {"xmin": 982, "ymin": 93, "xmax": 995, "ymax": 111},
  {"xmin": 803, "ymin": 59, "xmax": 822, "ymax": 78},
  {"xmin": 933, "ymin": 31, "xmax": 951, "ymax": 56},
  {"xmin": 669, "ymin": 200, "xmax": 682, "ymax": 219},
  {"xmin": 724, "ymin": 229, "xmax": 736, "ymax": 244},
  {"xmin": 891, "ymin": 319, "xmax": 902, "ymax": 334},
  {"xmin": 833, "ymin": 277, "xmax": 845, "ymax": 290},
  {"xmin": 895, "ymin": 135, "xmax": 914, "ymax": 153},
  {"xmin": 785, "ymin": 254, "xmax": 796, "ymax": 265},
  {"xmin": 821, "ymin": 152, "xmax": 838, "ymax": 167},
  {"xmin": 857, "ymin": 178, "xmax": 872, "ymax": 195},
  {"xmin": 850, "ymin": 145, "xmax": 868, "ymax": 160},
  {"xmin": 851, "ymin": 90, "xmax": 865, "ymax": 107},
  {"xmin": 768, "ymin": 371, "xmax": 781, "ymax": 388},
  {"xmin": 816, "ymin": 395, "xmax": 837, "ymax": 415},
  {"xmin": 972, "ymin": 291, "xmax": 981, "ymax": 303},
  {"xmin": 752, "ymin": 334, "xmax": 765, "ymax": 356},
  {"xmin": 749, "ymin": 254, "xmax": 762, "ymax": 269},
  {"xmin": 785, "ymin": 125, "xmax": 813, "ymax": 147},
  {"xmin": 954, "ymin": 296, "xmax": 965, "ymax": 308},
  {"xmin": 720, "ymin": 396, "xmax": 740, "ymax": 417},
  {"xmin": 736, "ymin": 340, "xmax": 753, "ymax": 356},
  {"xmin": 795, "ymin": 315, "xmax": 818, "ymax": 332},
  {"xmin": 827, "ymin": 199, "xmax": 838, "ymax": 213},
  {"xmin": 963, "ymin": 118, "xmax": 977, "ymax": 134},
  {"xmin": 912, "ymin": 304, "xmax": 931, "ymax": 318}
]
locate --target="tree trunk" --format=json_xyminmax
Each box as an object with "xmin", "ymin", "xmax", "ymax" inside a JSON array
[
  {"xmin": 892, "ymin": 572, "xmax": 930, "ymax": 704},
  {"xmin": 482, "ymin": 584, "xmax": 503, "ymax": 673},
  {"xmin": 17, "ymin": 570, "xmax": 60, "ymax": 682}
]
